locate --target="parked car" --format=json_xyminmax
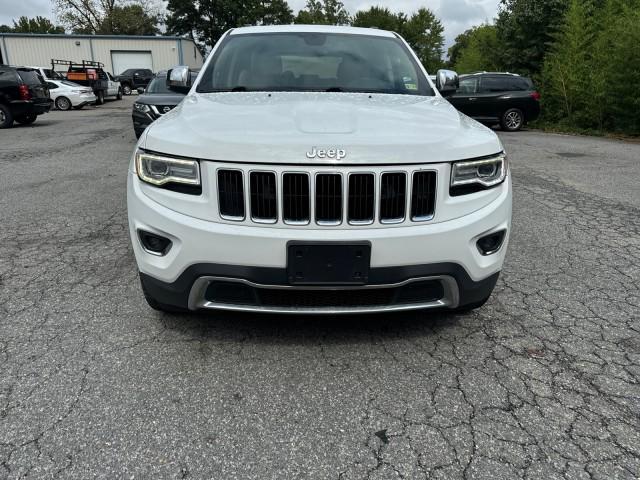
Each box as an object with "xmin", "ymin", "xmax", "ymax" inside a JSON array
[
  {"xmin": 115, "ymin": 68, "xmax": 153, "ymax": 95},
  {"xmin": 26, "ymin": 66, "xmax": 64, "ymax": 81},
  {"xmin": 131, "ymin": 70, "xmax": 198, "ymax": 138},
  {"xmin": 447, "ymin": 72, "xmax": 540, "ymax": 131},
  {"xmin": 46, "ymin": 79, "xmax": 96, "ymax": 110},
  {"xmin": 52, "ymin": 59, "xmax": 111, "ymax": 105},
  {"xmin": 128, "ymin": 26, "xmax": 511, "ymax": 314},
  {"xmin": 0, "ymin": 65, "xmax": 52, "ymax": 128}
]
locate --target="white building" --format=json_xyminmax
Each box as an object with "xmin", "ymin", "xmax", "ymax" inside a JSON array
[{"xmin": 0, "ymin": 33, "xmax": 203, "ymax": 74}]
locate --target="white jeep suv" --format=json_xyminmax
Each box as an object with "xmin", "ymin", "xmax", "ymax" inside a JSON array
[{"xmin": 127, "ymin": 25, "xmax": 511, "ymax": 314}]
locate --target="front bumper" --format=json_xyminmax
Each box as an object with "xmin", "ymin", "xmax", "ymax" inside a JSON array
[{"xmin": 128, "ymin": 172, "xmax": 511, "ymax": 313}]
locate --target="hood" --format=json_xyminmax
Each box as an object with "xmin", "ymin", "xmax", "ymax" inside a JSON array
[
  {"xmin": 144, "ymin": 92, "xmax": 502, "ymax": 165},
  {"xmin": 136, "ymin": 93, "xmax": 186, "ymax": 106}
]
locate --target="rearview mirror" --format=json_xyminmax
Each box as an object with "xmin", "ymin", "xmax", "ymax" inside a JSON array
[
  {"xmin": 436, "ymin": 69, "xmax": 459, "ymax": 97},
  {"xmin": 167, "ymin": 66, "xmax": 191, "ymax": 94}
]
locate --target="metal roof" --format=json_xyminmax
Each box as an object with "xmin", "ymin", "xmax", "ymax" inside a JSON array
[{"xmin": 0, "ymin": 33, "xmax": 194, "ymax": 41}]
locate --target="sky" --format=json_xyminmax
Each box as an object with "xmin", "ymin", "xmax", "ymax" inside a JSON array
[{"xmin": 0, "ymin": 0, "xmax": 501, "ymax": 51}]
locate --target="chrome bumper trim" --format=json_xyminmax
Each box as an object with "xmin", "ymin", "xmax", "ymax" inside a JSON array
[{"xmin": 187, "ymin": 275, "xmax": 459, "ymax": 314}]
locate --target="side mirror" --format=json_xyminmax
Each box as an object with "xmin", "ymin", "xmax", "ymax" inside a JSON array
[
  {"xmin": 436, "ymin": 69, "xmax": 459, "ymax": 97},
  {"xmin": 167, "ymin": 66, "xmax": 191, "ymax": 94},
  {"xmin": 137, "ymin": 87, "xmax": 145, "ymax": 94}
]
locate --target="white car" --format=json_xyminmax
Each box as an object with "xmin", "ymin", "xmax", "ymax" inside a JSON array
[
  {"xmin": 127, "ymin": 25, "xmax": 512, "ymax": 314},
  {"xmin": 46, "ymin": 80, "xmax": 97, "ymax": 110}
]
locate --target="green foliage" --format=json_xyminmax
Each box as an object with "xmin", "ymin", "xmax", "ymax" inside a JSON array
[
  {"xmin": 167, "ymin": 0, "xmax": 294, "ymax": 47},
  {"xmin": 55, "ymin": 0, "xmax": 161, "ymax": 35},
  {"xmin": 540, "ymin": 0, "xmax": 593, "ymax": 123},
  {"xmin": 6, "ymin": 16, "xmax": 66, "ymax": 34},
  {"xmin": 351, "ymin": 7, "xmax": 404, "ymax": 32},
  {"xmin": 97, "ymin": 5, "xmax": 161, "ymax": 35},
  {"xmin": 496, "ymin": 0, "xmax": 567, "ymax": 75},
  {"xmin": 401, "ymin": 8, "xmax": 444, "ymax": 72},
  {"xmin": 295, "ymin": 0, "xmax": 350, "ymax": 25},
  {"xmin": 447, "ymin": 29, "xmax": 473, "ymax": 68},
  {"xmin": 352, "ymin": 6, "xmax": 444, "ymax": 72},
  {"xmin": 540, "ymin": 0, "xmax": 640, "ymax": 134},
  {"xmin": 453, "ymin": 25, "xmax": 501, "ymax": 73}
]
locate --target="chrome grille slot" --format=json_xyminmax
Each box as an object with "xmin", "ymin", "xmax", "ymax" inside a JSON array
[
  {"xmin": 213, "ymin": 165, "xmax": 436, "ymax": 227},
  {"xmin": 283, "ymin": 173, "xmax": 310, "ymax": 224},
  {"xmin": 411, "ymin": 171, "xmax": 437, "ymax": 221},
  {"xmin": 315, "ymin": 174, "xmax": 343, "ymax": 225},
  {"xmin": 217, "ymin": 169, "xmax": 245, "ymax": 220},
  {"xmin": 250, "ymin": 172, "xmax": 277, "ymax": 223},
  {"xmin": 380, "ymin": 173, "xmax": 406, "ymax": 223},
  {"xmin": 348, "ymin": 174, "xmax": 375, "ymax": 224}
]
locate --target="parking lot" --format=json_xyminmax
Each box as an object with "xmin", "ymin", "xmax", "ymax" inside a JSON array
[{"xmin": 0, "ymin": 96, "xmax": 639, "ymax": 479}]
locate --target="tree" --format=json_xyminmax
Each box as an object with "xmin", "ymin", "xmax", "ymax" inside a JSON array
[
  {"xmin": 401, "ymin": 8, "xmax": 445, "ymax": 72},
  {"xmin": 453, "ymin": 25, "xmax": 502, "ymax": 73},
  {"xmin": 295, "ymin": 0, "xmax": 350, "ymax": 25},
  {"xmin": 495, "ymin": 0, "xmax": 567, "ymax": 75},
  {"xmin": 351, "ymin": 6, "xmax": 404, "ymax": 32},
  {"xmin": 54, "ymin": 0, "xmax": 161, "ymax": 35},
  {"xmin": 447, "ymin": 29, "xmax": 473, "ymax": 68},
  {"xmin": 541, "ymin": 0, "xmax": 593, "ymax": 122},
  {"xmin": 97, "ymin": 4, "xmax": 161, "ymax": 35},
  {"xmin": 167, "ymin": 0, "xmax": 294, "ymax": 48},
  {"xmin": 352, "ymin": 6, "xmax": 445, "ymax": 72},
  {"xmin": 8, "ymin": 16, "xmax": 65, "ymax": 34}
]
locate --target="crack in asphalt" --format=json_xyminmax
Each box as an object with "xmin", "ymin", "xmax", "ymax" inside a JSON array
[{"xmin": 0, "ymin": 105, "xmax": 639, "ymax": 479}]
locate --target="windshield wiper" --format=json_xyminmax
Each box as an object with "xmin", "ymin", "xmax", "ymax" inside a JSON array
[{"xmin": 325, "ymin": 87, "xmax": 343, "ymax": 92}]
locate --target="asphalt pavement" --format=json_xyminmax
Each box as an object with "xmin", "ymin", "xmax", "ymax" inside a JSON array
[{"xmin": 0, "ymin": 97, "xmax": 639, "ymax": 479}]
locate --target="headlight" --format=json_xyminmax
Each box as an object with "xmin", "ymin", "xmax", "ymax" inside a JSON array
[
  {"xmin": 135, "ymin": 150, "xmax": 200, "ymax": 187},
  {"xmin": 133, "ymin": 103, "xmax": 150, "ymax": 113},
  {"xmin": 450, "ymin": 154, "xmax": 507, "ymax": 195}
]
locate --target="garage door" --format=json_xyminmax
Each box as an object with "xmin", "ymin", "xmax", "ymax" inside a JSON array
[{"xmin": 111, "ymin": 51, "xmax": 153, "ymax": 75}]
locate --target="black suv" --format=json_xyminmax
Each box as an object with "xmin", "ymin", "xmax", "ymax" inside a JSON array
[
  {"xmin": 0, "ymin": 66, "xmax": 52, "ymax": 129},
  {"xmin": 115, "ymin": 69, "xmax": 153, "ymax": 95},
  {"xmin": 447, "ymin": 73, "xmax": 540, "ymax": 131}
]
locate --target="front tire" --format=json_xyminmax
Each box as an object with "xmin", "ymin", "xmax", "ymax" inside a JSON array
[
  {"xmin": 55, "ymin": 96, "xmax": 72, "ymax": 111},
  {"xmin": 117, "ymin": 88, "xmax": 123, "ymax": 100},
  {"xmin": 122, "ymin": 84, "xmax": 132, "ymax": 95},
  {"xmin": 96, "ymin": 91, "xmax": 105, "ymax": 105},
  {"xmin": 139, "ymin": 273, "xmax": 187, "ymax": 313},
  {"xmin": 0, "ymin": 104, "xmax": 14, "ymax": 128},
  {"xmin": 15, "ymin": 114, "xmax": 37, "ymax": 125},
  {"xmin": 501, "ymin": 108, "xmax": 524, "ymax": 132}
]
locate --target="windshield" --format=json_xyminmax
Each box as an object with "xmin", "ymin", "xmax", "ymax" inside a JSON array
[
  {"xmin": 146, "ymin": 76, "xmax": 171, "ymax": 93},
  {"xmin": 197, "ymin": 32, "xmax": 432, "ymax": 96}
]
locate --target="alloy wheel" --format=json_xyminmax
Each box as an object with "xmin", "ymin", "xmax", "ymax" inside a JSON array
[
  {"xmin": 56, "ymin": 97, "xmax": 71, "ymax": 110},
  {"xmin": 505, "ymin": 111, "xmax": 522, "ymax": 130}
]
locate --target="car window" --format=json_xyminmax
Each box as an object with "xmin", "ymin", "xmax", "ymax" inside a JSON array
[
  {"xmin": 146, "ymin": 76, "xmax": 171, "ymax": 93},
  {"xmin": 480, "ymin": 76, "xmax": 530, "ymax": 92},
  {"xmin": 457, "ymin": 77, "xmax": 478, "ymax": 94},
  {"xmin": 47, "ymin": 82, "xmax": 58, "ymax": 89},
  {"xmin": 17, "ymin": 69, "xmax": 44, "ymax": 86},
  {"xmin": 107, "ymin": 72, "xmax": 114, "ymax": 80},
  {"xmin": 198, "ymin": 32, "xmax": 433, "ymax": 96},
  {"xmin": 479, "ymin": 76, "xmax": 509, "ymax": 92}
]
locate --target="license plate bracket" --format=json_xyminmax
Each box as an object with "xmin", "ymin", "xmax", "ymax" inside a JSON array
[{"xmin": 287, "ymin": 242, "xmax": 371, "ymax": 285}]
